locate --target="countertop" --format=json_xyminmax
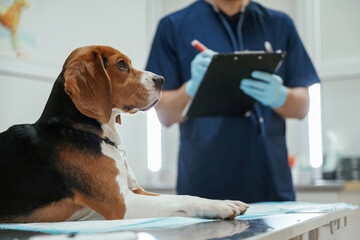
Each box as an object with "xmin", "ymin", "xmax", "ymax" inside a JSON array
[
  {"xmin": 295, "ymin": 179, "xmax": 360, "ymax": 191},
  {"xmin": 144, "ymin": 180, "xmax": 360, "ymax": 194}
]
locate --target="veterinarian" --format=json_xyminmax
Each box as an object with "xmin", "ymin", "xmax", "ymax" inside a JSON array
[{"xmin": 146, "ymin": 0, "xmax": 320, "ymax": 203}]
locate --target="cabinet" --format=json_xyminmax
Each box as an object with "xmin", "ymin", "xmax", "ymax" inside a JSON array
[{"xmin": 296, "ymin": 181, "xmax": 360, "ymax": 240}]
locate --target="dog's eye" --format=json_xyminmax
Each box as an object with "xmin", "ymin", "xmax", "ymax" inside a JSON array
[{"xmin": 117, "ymin": 60, "xmax": 129, "ymax": 72}]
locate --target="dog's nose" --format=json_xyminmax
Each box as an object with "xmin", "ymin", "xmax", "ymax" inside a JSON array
[{"xmin": 153, "ymin": 75, "xmax": 164, "ymax": 90}]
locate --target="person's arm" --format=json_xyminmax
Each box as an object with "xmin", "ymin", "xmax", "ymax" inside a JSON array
[
  {"xmin": 273, "ymin": 86, "xmax": 309, "ymax": 120},
  {"xmin": 155, "ymin": 83, "xmax": 190, "ymax": 127}
]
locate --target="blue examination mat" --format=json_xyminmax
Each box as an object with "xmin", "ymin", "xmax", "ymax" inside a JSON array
[
  {"xmin": 0, "ymin": 202, "xmax": 357, "ymax": 234},
  {"xmin": 236, "ymin": 201, "xmax": 358, "ymax": 220}
]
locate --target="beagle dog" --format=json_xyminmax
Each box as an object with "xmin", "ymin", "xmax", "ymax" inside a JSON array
[{"xmin": 0, "ymin": 45, "xmax": 248, "ymax": 223}]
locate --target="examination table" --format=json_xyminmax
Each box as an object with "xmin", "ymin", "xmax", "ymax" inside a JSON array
[{"xmin": 0, "ymin": 202, "xmax": 358, "ymax": 240}]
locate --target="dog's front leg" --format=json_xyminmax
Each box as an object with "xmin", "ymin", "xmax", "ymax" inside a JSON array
[
  {"xmin": 122, "ymin": 190, "xmax": 248, "ymax": 219},
  {"xmin": 122, "ymin": 157, "xmax": 248, "ymax": 219}
]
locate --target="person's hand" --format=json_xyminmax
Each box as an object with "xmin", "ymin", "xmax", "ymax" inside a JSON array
[
  {"xmin": 240, "ymin": 71, "xmax": 287, "ymax": 108},
  {"xmin": 186, "ymin": 49, "xmax": 215, "ymax": 97}
]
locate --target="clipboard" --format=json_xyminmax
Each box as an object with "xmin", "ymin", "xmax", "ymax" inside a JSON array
[{"xmin": 182, "ymin": 51, "xmax": 286, "ymax": 118}]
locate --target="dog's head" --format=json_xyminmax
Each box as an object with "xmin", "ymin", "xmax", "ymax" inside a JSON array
[{"xmin": 63, "ymin": 45, "xmax": 164, "ymax": 124}]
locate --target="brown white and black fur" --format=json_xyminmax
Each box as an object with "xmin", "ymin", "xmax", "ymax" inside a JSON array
[{"xmin": 0, "ymin": 45, "xmax": 248, "ymax": 223}]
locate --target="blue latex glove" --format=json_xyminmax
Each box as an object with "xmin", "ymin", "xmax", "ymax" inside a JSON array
[
  {"xmin": 240, "ymin": 71, "xmax": 287, "ymax": 108},
  {"xmin": 186, "ymin": 49, "xmax": 215, "ymax": 97}
]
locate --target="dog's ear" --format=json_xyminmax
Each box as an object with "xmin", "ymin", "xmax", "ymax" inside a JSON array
[
  {"xmin": 115, "ymin": 115, "xmax": 121, "ymax": 125},
  {"xmin": 64, "ymin": 49, "xmax": 113, "ymax": 124}
]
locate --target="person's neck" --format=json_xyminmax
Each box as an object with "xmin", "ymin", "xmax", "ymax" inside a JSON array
[{"xmin": 211, "ymin": 0, "xmax": 250, "ymax": 16}]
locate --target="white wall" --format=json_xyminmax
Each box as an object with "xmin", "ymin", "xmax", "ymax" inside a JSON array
[
  {"xmin": 319, "ymin": 0, "xmax": 360, "ymax": 77},
  {"xmin": 0, "ymin": 76, "xmax": 53, "ymax": 128},
  {"xmin": 322, "ymin": 78, "xmax": 360, "ymax": 156},
  {"xmin": 316, "ymin": 0, "xmax": 360, "ymax": 161}
]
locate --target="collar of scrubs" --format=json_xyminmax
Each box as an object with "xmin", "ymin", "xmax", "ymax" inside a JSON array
[{"xmin": 206, "ymin": 0, "xmax": 246, "ymax": 51}]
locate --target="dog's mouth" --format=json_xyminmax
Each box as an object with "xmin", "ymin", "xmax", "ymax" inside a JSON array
[{"xmin": 141, "ymin": 99, "xmax": 159, "ymax": 111}]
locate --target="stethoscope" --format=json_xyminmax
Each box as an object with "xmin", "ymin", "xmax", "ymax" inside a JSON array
[{"xmin": 207, "ymin": 0, "xmax": 266, "ymax": 137}]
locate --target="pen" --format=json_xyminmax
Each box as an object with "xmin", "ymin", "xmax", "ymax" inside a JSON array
[{"xmin": 191, "ymin": 39, "xmax": 208, "ymax": 52}]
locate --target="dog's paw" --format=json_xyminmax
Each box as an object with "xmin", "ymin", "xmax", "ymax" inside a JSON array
[
  {"xmin": 203, "ymin": 199, "xmax": 249, "ymax": 219},
  {"xmin": 182, "ymin": 197, "xmax": 249, "ymax": 219}
]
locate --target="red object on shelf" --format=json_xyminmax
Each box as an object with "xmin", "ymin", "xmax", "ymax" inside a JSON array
[{"xmin": 288, "ymin": 155, "xmax": 295, "ymax": 169}]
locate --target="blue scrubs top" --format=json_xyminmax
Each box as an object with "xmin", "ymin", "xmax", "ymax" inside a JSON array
[{"xmin": 146, "ymin": 0, "xmax": 320, "ymax": 203}]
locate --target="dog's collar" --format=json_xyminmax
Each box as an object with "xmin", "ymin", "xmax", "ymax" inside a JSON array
[{"xmin": 63, "ymin": 128, "xmax": 125, "ymax": 156}]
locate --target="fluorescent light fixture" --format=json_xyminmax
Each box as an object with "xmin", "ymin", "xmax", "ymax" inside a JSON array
[
  {"xmin": 308, "ymin": 83, "xmax": 323, "ymax": 168},
  {"xmin": 147, "ymin": 109, "xmax": 162, "ymax": 172}
]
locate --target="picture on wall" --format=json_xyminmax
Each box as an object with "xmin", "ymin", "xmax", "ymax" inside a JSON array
[{"xmin": 0, "ymin": 0, "xmax": 35, "ymax": 59}]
